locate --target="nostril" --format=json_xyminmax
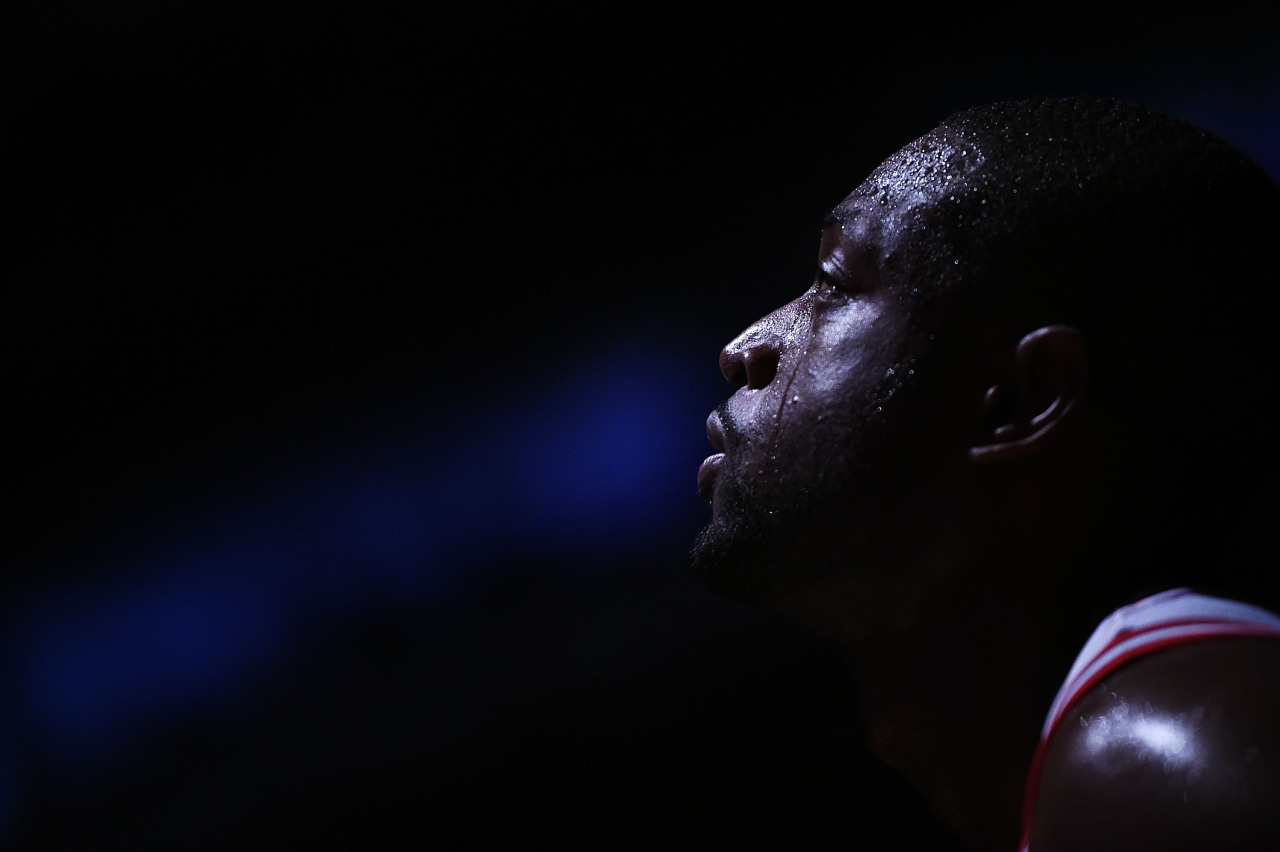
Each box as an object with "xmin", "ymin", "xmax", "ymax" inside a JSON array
[
  {"xmin": 741, "ymin": 347, "xmax": 779, "ymax": 389},
  {"xmin": 720, "ymin": 348, "xmax": 748, "ymax": 389},
  {"xmin": 721, "ymin": 344, "xmax": 779, "ymax": 390}
]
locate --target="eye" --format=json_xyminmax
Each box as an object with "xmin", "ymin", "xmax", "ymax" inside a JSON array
[{"xmin": 812, "ymin": 266, "xmax": 850, "ymax": 299}]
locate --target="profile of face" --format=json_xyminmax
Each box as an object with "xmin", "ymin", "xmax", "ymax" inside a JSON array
[{"xmin": 692, "ymin": 128, "xmax": 990, "ymax": 608}]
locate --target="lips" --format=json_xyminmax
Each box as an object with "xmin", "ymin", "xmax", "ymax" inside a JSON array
[
  {"xmin": 697, "ymin": 452, "xmax": 724, "ymax": 500},
  {"xmin": 697, "ymin": 410, "xmax": 729, "ymax": 501}
]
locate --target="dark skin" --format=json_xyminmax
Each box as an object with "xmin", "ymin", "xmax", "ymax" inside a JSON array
[
  {"xmin": 695, "ymin": 128, "xmax": 1280, "ymax": 850},
  {"xmin": 1031, "ymin": 641, "xmax": 1280, "ymax": 852}
]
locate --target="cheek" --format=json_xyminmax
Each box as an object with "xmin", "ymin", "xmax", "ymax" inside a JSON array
[
  {"xmin": 810, "ymin": 297, "xmax": 904, "ymax": 359},
  {"xmin": 727, "ymin": 302, "xmax": 916, "ymax": 480},
  {"xmin": 800, "ymin": 313, "xmax": 907, "ymax": 409}
]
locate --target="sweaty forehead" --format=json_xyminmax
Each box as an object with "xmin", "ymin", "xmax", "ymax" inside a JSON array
[{"xmin": 829, "ymin": 126, "xmax": 987, "ymax": 228}]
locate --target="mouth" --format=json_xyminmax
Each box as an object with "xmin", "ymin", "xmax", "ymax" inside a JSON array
[{"xmin": 697, "ymin": 410, "xmax": 729, "ymax": 501}]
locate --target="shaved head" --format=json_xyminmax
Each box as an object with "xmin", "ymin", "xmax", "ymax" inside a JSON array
[{"xmin": 695, "ymin": 97, "xmax": 1280, "ymax": 616}]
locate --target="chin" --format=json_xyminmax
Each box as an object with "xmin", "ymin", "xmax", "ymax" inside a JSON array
[
  {"xmin": 690, "ymin": 515, "xmax": 766, "ymax": 602},
  {"xmin": 692, "ymin": 450, "xmax": 876, "ymax": 606},
  {"xmin": 690, "ymin": 503, "xmax": 816, "ymax": 607}
]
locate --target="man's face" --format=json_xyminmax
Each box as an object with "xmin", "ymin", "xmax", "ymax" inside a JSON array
[{"xmin": 692, "ymin": 129, "xmax": 986, "ymax": 607}]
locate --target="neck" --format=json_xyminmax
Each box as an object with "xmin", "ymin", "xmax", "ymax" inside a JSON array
[
  {"xmin": 765, "ymin": 468, "xmax": 1104, "ymax": 848},
  {"xmin": 848, "ymin": 612, "xmax": 1040, "ymax": 848},
  {"xmin": 814, "ymin": 553, "xmax": 1084, "ymax": 851}
]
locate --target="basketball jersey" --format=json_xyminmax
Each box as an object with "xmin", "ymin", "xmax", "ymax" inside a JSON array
[{"xmin": 1018, "ymin": 588, "xmax": 1280, "ymax": 851}]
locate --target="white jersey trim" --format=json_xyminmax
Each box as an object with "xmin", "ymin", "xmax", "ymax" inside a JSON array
[{"xmin": 1040, "ymin": 588, "xmax": 1280, "ymax": 738}]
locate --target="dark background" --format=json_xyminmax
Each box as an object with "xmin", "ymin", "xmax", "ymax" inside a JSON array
[{"xmin": 3, "ymin": 5, "xmax": 1278, "ymax": 849}]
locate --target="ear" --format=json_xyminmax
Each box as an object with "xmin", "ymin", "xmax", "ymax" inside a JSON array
[{"xmin": 970, "ymin": 325, "xmax": 1088, "ymax": 463}]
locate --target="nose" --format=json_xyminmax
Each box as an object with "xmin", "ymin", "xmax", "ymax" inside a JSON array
[{"xmin": 719, "ymin": 310, "xmax": 789, "ymax": 390}]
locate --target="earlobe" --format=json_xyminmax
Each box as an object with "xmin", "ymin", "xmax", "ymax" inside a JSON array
[{"xmin": 970, "ymin": 325, "xmax": 1088, "ymax": 463}]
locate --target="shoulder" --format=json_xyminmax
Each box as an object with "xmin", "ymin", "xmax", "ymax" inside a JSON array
[{"xmin": 1029, "ymin": 637, "xmax": 1280, "ymax": 852}]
